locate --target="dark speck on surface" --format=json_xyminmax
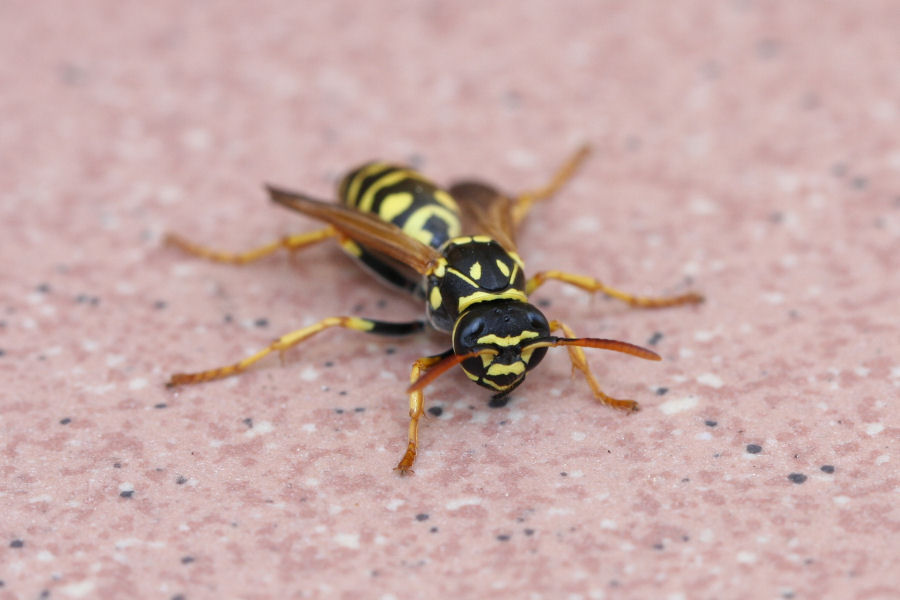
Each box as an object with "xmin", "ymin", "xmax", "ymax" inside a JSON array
[
  {"xmin": 243, "ymin": 418, "xmax": 253, "ymax": 428},
  {"xmin": 153, "ymin": 300, "xmax": 167, "ymax": 309},
  {"xmin": 415, "ymin": 513, "xmax": 429, "ymax": 522},
  {"xmin": 59, "ymin": 417, "xmax": 71, "ymax": 425},
  {"xmin": 705, "ymin": 420, "xmax": 717, "ymax": 427},
  {"xmin": 385, "ymin": 347, "xmax": 396, "ymax": 355},
  {"xmin": 10, "ymin": 539, "xmax": 24, "ymax": 548},
  {"xmin": 647, "ymin": 331, "xmax": 663, "ymax": 346},
  {"xmin": 427, "ymin": 406, "xmax": 443, "ymax": 417},
  {"xmin": 788, "ymin": 473, "xmax": 807, "ymax": 484},
  {"xmin": 181, "ymin": 556, "xmax": 195, "ymax": 564},
  {"xmin": 154, "ymin": 403, "xmax": 167, "ymax": 409},
  {"xmin": 176, "ymin": 475, "xmax": 188, "ymax": 484},
  {"xmin": 488, "ymin": 396, "xmax": 510, "ymax": 408},
  {"xmin": 354, "ymin": 407, "xmax": 365, "ymax": 412},
  {"xmin": 36, "ymin": 283, "xmax": 51, "ymax": 293},
  {"xmin": 656, "ymin": 387, "xmax": 669, "ymax": 395},
  {"xmin": 821, "ymin": 465, "xmax": 835, "ymax": 474},
  {"xmin": 254, "ymin": 317, "xmax": 269, "ymax": 328},
  {"xmin": 523, "ymin": 528, "xmax": 535, "ymax": 536},
  {"xmin": 120, "ymin": 490, "xmax": 134, "ymax": 498},
  {"xmin": 746, "ymin": 444, "xmax": 762, "ymax": 454}
]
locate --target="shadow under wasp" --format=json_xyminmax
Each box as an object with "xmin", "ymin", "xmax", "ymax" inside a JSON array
[{"xmin": 165, "ymin": 146, "xmax": 703, "ymax": 473}]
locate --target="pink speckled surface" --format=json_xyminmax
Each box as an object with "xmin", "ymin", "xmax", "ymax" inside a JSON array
[{"xmin": 3, "ymin": 1, "xmax": 900, "ymax": 599}]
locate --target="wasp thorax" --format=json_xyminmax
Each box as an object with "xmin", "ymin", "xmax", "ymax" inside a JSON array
[{"xmin": 452, "ymin": 300, "xmax": 551, "ymax": 394}]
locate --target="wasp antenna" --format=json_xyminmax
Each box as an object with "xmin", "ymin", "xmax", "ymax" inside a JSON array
[
  {"xmin": 407, "ymin": 349, "xmax": 498, "ymax": 394},
  {"xmin": 524, "ymin": 337, "xmax": 661, "ymax": 361}
]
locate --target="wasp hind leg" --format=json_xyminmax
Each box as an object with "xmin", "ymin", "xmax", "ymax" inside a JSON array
[
  {"xmin": 165, "ymin": 226, "xmax": 338, "ymax": 265},
  {"xmin": 549, "ymin": 320, "xmax": 640, "ymax": 412},
  {"xmin": 167, "ymin": 317, "xmax": 425, "ymax": 387},
  {"xmin": 528, "ymin": 270, "xmax": 703, "ymax": 308},
  {"xmin": 511, "ymin": 145, "xmax": 592, "ymax": 227},
  {"xmin": 395, "ymin": 350, "xmax": 453, "ymax": 475}
]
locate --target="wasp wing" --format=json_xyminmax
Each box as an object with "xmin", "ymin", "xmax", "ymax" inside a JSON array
[
  {"xmin": 446, "ymin": 181, "xmax": 519, "ymax": 252},
  {"xmin": 267, "ymin": 184, "xmax": 441, "ymax": 275}
]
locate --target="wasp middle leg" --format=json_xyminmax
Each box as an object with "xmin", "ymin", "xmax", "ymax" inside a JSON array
[
  {"xmin": 165, "ymin": 226, "xmax": 339, "ymax": 265},
  {"xmin": 167, "ymin": 317, "xmax": 425, "ymax": 387},
  {"xmin": 528, "ymin": 271, "xmax": 703, "ymax": 308}
]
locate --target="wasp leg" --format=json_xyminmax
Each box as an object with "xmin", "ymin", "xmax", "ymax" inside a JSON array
[
  {"xmin": 167, "ymin": 317, "xmax": 425, "ymax": 386},
  {"xmin": 549, "ymin": 320, "xmax": 640, "ymax": 412},
  {"xmin": 511, "ymin": 145, "xmax": 592, "ymax": 226},
  {"xmin": 527, "ymin": 270, "xmax": 703, "ymax": 308},
  {"xmin": 164, "ymin": 226, "xmax": 338, "ymax": 265},
  {"xmin": 395, "ymin": 350, "xmax": 453, "ymax": 475}
]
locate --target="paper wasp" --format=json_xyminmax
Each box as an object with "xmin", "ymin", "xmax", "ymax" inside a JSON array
[{"xmin": 165, "ymin": 146, "xmax": 702, "ymax": 473}]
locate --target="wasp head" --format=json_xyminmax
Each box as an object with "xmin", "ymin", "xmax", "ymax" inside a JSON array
[{"xmin": 451, "ymin": 300, "xmax": 551, "ymax": 396}]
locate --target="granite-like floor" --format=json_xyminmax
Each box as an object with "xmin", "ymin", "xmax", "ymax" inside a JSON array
[{"xmin": 2, "ymin": 2, "xmax": 899, "ymax": 598}]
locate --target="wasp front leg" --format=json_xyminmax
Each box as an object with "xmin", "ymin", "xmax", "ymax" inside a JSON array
[
  {"xmin": 528, "ymin": 270, "xmax": 703, "ymax": 308},
  {"xmin": 395, "ymin": 350, "xmax": 453, "ymax": 475},
  {"xmin": 165, "ymin": 226, "xmax": 338, "ymax": 265},
  {"xmin": 549, "ymin": 320, "xmax": 640, "ymax": 412}
]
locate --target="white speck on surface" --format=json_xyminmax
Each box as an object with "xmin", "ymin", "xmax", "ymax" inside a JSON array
[
  {"xmin": 571, "ymin": 431, "xmax": 586, "ymax": 442},
  {"xmin": 736, "ymin": 551, "xmax": 757, "ymax": 564},
  {"xmin": 29, "ymin": 494, "xmax": 53, "ymax": 503},
  {"xmin": 333, "ymin": 533, "xmax": 360, "ymax": 549},
  {"xmin": 105, "ymin": 354, "xmax": 125, "ymax": 367},
  {"xmin": 762, "ymin": 292, "xmax": 784, "ymax": 304},
  {"xmin": 875, "ymin": 454, "xmax": 890, "ymax": 465},
  {"xmin": 693, "ymin": 329, "xmax": 718, "ymax": 342},
  {"xmin": 688, "ymin": 194, "xmax": 717, "ymax": 215},
  {"xmin": 385, "ymin": 499, "xmax": 404, "ymax": 511},
  {"xmin": 853, "ymin": 366, "xmax": 870, "ymax": 377},
  {"xmin": 658, "ymin": 396, "xmax": 698, "ymax": 415},
  {"xmin": 301, "ymin": 423, "xmax": 317, "ymax": 433},
  {"xmin": 58, "ymin": 579, "xmax": 96, "ymax": 598},
  {"xmin": 37, "ymin": 550, "xmax": 55, "ymax": 562},
  {"xmin": 890, "ymin": 366, "xmax": 900, "ymax": 379},
  {"xmin": 300, "ymin": 366, "xmax": 318, "ymax": 381},
  {"xmin": 695, "ymin": 431, "xmax": 713, "ymax": 440},
  {"xmin": 171, "ymin": 263, "xmax": 195, "ymax": 277},
  {"xmin": 446, "ymin": 497, "xmax": 482, "ymax": 510},
  {"xmin": 182, "ymin": 127, "xmax": 212, "ymax": 150},
  {"xmin": 600, "ymin": 519, "xmax": 617, "ymax": 530},
  {"xmin": 697, "ymin": 373, "xmax": 723, "ymax": 388},
  {"xmin": 128, "ymin": 378, "xmax": 148, "ymax": 390},
  {"xmin": 865, "ymin": 423, "xmax": 884, "ymax": 436},
  {"xmin": 834, "ymin": 496, "xmax": 850, "ymax": 505},
  {"xmin": 699, "ymin": 529, "xmax": 714, "ymax": 543},
  {"xmin": 244, "ymin": 421, "xmax": 274, "ymax": 437},
  {"xmin": 679, "ymin": 347, "xmax": 694, "ymax": 359},
  {"xmin": 118, "ymin": 482, "xmax": 134, "ymax": 493}
]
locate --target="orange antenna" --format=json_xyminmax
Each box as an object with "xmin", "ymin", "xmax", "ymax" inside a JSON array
[{"xmin": 522, "ymin": 337, "xmax": 661, "ymax": 361}]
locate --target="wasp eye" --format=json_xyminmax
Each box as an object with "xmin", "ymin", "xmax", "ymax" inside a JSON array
[{"xmin": 460, "ymin": 319, "xmax": 485, "ymax": 348}]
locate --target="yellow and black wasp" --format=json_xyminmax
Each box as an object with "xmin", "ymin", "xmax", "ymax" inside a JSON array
[{"xmin": 165, "ymin": 147, "xmax": 702, "ymax": 473}]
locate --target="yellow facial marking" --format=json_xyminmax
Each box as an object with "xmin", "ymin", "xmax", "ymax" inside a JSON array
[
  {"xmin": 469, "ymin": 261, "xmax": 482, "ymax": 281},
  {"xmin": 378, "ymin": 192, "xmax": 414, "ymax": 221},
  {"xmin": 495, "ymin": 259, "xmax": 510, "ymax": 277},
  {"xmin": 486, "ymin": 361, "xmax": 526, "ymax": 377},
  {"xmin": 457, "ymin": 289, "xmax": 528, "ymax": 313},
  {"xmin": 430, "ymin": 286, "xmax": 443, "ymax": 311},
  {"xmin": 476, "ymin": 330, "xmax": 540, "ymax": 347}
]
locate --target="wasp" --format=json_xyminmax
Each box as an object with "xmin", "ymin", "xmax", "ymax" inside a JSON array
[{"xmin": 165, "ymin": 146, "xmax": 703, "ymax": 473}]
